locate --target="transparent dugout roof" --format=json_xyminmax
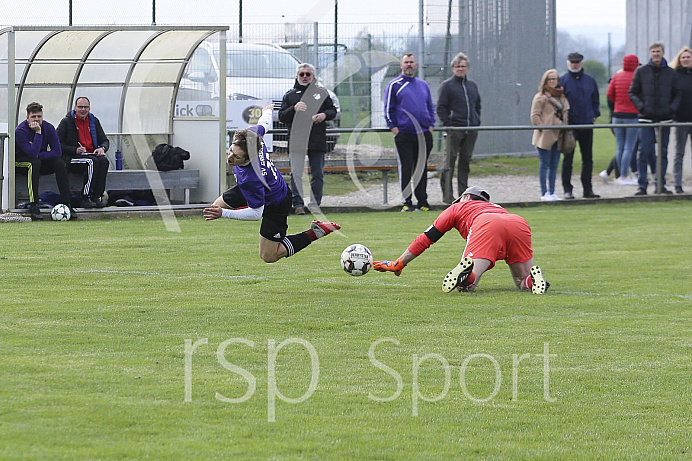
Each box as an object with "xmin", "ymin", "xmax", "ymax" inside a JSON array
[{"xmin": 1, "ymin": 26, "xmax": 227, "ymax": 135}]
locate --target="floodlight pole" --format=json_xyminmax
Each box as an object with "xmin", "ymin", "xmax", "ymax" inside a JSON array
[
  {"xmin": 152, "ymin": 0, "xmax": 156, "ymax": 25},
  {"xmin": 239, "ymin": 0, "xmax": 243, "ymax": 43},
  {"xmin": 69, "ymin": 0, "xmax": 73, "ymax": 26}
]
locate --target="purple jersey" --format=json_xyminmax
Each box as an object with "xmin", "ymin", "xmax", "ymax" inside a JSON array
[{"xmin": 233, "ymin": 124, "xmax": 288, "ymax": 208}]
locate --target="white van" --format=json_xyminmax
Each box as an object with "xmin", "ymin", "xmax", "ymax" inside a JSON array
[{"xmin": 177, "ymin": 41, "xmax": 340, "ymax": 150}]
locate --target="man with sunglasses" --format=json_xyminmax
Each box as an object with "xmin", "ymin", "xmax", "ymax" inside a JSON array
[
  {"xmin": 279, "ymin": 63, "xmax": 337, "ymax": 215},
  {"xmin": 57, "ymin": 96, "xmax": 110, "ymax": 208}
]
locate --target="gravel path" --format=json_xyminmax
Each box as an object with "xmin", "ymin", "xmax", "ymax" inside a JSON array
[{"xmin": 319, "ymin": 172, "xmax": 665, "ymax": 208}]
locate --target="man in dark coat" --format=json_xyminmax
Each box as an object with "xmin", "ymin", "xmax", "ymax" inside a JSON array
[
  {"xmin": 560, "ymin": 52, "xmax": 601, "ymax": 199},
  {"xmin": 436, "ymin": 52, "xmax": 481, "ymax": 204},
  {"xmin": 278, "ymin": 63, "xmax": 337, "ymax": 215},
  {"xmin": 629, "ymin": 41, "xmax": 681, "ymax": 195}
]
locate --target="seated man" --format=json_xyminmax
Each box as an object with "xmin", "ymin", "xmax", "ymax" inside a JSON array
[
  {"xmin": 373, "ymin": 186, "xmax": 549, "ymax": 294},
  {"xmin": 15, "ymin": 102, "xmax": 77, "ymax": 221},
  {"xmin": 57, "ymin": 96, "xmax": 110, "ymax": 208}
]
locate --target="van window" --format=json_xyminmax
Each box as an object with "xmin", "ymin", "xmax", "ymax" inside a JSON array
[
  {"xmin": 227, "ymin": 50, "xmax": 298, "ymax": 79},
  {"xmin": 187, "ymin": 47, "xmax": 217, "ymax": 82}
]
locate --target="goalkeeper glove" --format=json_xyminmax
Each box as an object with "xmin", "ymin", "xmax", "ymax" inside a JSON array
[{"xmin": 373, "ymin": 258, "xmax": 406, "ymax": 276}]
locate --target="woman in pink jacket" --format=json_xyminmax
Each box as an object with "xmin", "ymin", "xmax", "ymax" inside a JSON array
[{"xmin": 606, "ymin": 54, "xmax": 640, "ymax": 185}]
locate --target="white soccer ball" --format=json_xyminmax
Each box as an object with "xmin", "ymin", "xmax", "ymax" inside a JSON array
[
  {"xmin": 51, "ymin": 204, "xmax": 71, "ymax": 222},
  {"xmin": 341, "ymin": 244, "xmax": 373, "ymax": 276}
]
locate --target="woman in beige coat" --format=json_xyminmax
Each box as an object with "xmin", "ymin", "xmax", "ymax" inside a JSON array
[{"xmin": 531, "ymin": 69, "xmax": 570, "ymax": 201}]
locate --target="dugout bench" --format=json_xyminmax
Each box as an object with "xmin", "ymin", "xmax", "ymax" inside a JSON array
[{"xmin": 14, "ymin": 169, "xmax": 200, "ymax": 206}]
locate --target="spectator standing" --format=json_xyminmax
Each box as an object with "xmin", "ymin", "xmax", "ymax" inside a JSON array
[
  {"xmin": 670, "ymin": 46, "xmax": 692, "ymax": 194},
  {"xmin": 530, "ymin": 69, "xmax": 568, "ymax": 201},
  {"xmin": 560, "ymin": 52, "xmax": 601, "ymax": 199},
  {"xmin": 278, "ymin": 63, "xmax": 337, "ymax": 215},
  {"xmin": 15, "ymin": 102, "xmax": 76, "ymax": 221},
  {"xmin": 436, "ymin": 52, "xmax": 481, "ymax": 204},
  {"xmin": 629, "ymin": 41, "xmax": 681, "ymax": 195},
  {"xmin": 384, "ymin": 53, "xmax": 436, "ymax": 212},
  {"xmin": 606, "ymin": 54, "xmax": 640, "ymax": 186},
  {"xmin": 57, "ymin": 97, "xmax": 110, "ymax": 208}
]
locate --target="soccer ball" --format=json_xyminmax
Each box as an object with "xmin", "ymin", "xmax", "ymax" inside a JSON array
[
  {"xmin": 51, "ymin": 204, "xmax": 71, "ymax": 221},
  {"xmin": 341, "ymin": 244, "xmax": 373, "ymax": 276}
]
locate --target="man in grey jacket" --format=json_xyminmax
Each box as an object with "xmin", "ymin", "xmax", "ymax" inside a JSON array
[{"xmin": 436, "ymin": 52, "xmax": 481, "ymax": 204}]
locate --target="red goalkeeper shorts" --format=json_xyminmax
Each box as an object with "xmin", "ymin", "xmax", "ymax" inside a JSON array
[{"xmin": 462, "ymin": 213, "xmax": 533, "ymax": 270}]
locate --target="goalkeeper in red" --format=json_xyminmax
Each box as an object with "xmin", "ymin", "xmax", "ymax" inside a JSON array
[{"xmin": 374, "ymin": 186, "xmax": 549, "ymax": 294}]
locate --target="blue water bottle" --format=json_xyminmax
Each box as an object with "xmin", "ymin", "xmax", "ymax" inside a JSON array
[{"xmin": 115, "ymin": 151, "xmax": 123, "ymax": 170}]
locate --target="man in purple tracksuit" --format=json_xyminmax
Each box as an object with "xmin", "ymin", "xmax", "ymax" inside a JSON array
[
  {"xmin": 15, "ymin": 101, "xmax": 77, "ymax": 221},
  {"xmin": 384, "ymin": 53, "xmax": 436, "ymax": 212},
  {"xmin": 203, "ymin": 104, "xmax": 340, "ymax": 263}
]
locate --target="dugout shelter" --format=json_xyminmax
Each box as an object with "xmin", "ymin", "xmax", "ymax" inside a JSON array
[{"xmin": 0, "ymin": 25, "xmax": 229, "ymax": 210}]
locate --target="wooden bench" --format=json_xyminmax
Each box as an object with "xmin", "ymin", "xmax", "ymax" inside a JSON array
[
  {"xmin": 273, "ymin": 159, "xmax": 437, "ymax": 204},
  {"xmin": 14, "ymin": 169, "xmax": 200, "ymax": 205}
]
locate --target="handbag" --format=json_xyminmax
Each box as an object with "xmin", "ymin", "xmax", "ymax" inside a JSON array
[{"xmin": 558, "ymin": 129, "xmax": 576, "ymax": 154}]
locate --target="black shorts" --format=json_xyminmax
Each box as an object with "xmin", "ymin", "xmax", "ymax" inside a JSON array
[{"xmin": 221, "ymin": 185, "xmax": 292, "ymax": 242}]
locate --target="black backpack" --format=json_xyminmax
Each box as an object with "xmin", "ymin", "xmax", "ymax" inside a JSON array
[{"xmin": 147, "ymin": 143, "xmax": 191, "ymax": 171}]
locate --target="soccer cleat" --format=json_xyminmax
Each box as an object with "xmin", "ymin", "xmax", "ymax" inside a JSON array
[
  {"xmin": 401, "ymin": 204, "xmax": 414, "ymax": 212},
  {"xmin": 530, "ymin": 265, "xmax": 550, "ymax": 294},
  {"xmin": 310, "ymin": 219, "xmax": 340, "ymax": 239},
  {"xmin": 416, "ymin": 206, "xmax": 430, "ymax": 212},
  {"xmin": 81, "ymin": 196, "xmax": 97, "ymax": 208},
  {"xmin": 442, "ymin": 257, "xmax": 474, "ymax": 293}
]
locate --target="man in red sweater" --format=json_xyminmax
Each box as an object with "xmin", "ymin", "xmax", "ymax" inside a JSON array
[
  {"xmin": 373, "ymin": 186, "xmax": 549, "ymax": 294},
  {"xmin": 57, "ymin": 97, "xmax": 110, "ymax": 208}
]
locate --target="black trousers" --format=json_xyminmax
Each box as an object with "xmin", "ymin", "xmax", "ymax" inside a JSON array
[
  {"xmin": 15, "ymin": 155, "xmax": 71, "ymax": 205},
  {"xmin": 561, "ymin": 127, "xmax": 595, "ymax": 195},
  {"xmin": 394, "ymin": 131, "xmax": 433, "ymax": 206},
  {"xmin": 68, "ymin": 155, "xmax": 110, "ymax": 198}
]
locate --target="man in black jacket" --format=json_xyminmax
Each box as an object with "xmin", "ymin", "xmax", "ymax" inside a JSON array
[
  {"xmin": 629, "ymin": 41, "xmax": 681, "ymax": 195},
  {"xmin": 278, "ymin": 63, "xmax": 337, "ymax": 215},
  {"xmin": 57, "ymin": 96, "xmax": 110, "ymax": 207},
  {"xmin": 436, "ymin": 52, "xmax": 481, "ymax": 204}
]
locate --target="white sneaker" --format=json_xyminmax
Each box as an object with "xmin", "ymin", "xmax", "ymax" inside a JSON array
[
  {"xmin": 550, "ymin": 193, "xmax": 562, "ymax": 201},
  {"xmin": 541, "ymin": 192, "xmax": 555, "ymax": 201},
  {"xmin": 621, "ymin": 177, "xmax": 638, "ymax": 185},
  {"xmin": 599, "ymin": 170, "xmax": 609, "ymax": 183}
]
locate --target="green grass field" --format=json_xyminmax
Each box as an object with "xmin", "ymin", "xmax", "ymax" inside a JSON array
[{"xmin": 1, "ymin": 202, "xmax": 690, "ymax": 459}]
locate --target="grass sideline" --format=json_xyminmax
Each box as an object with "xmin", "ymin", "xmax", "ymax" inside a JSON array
[{"xmin": 1, "ymin": 202, "xmax": 690, "ymax": 459}]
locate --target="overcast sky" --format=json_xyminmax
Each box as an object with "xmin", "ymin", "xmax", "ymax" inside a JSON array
[{"xmin": 1, "ymin": 0, "xmax": 627, "ymax": 46}]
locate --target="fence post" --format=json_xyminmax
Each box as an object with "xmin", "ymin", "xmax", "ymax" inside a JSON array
[{"xmin": 655, "ymin": 125, "xmax": 662, "ymax": 194}]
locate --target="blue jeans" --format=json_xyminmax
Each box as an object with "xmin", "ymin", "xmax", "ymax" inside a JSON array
[
  {"xmin": 637, "ymin": 124, "xmax": 670, "ymax": 189},
  {"xmin": 537, "ymin": 143, "xmax": 560, "ymax": 195},
  {"xmin": 612, "ymin": 117, "xmax": 638, "ymax": 177},
  {"xmin": 290, "ymin": 149, "xmax": 325, "ymax": 207}
]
